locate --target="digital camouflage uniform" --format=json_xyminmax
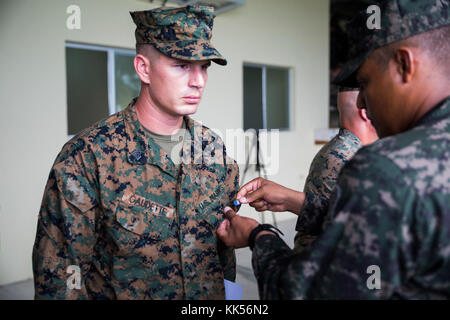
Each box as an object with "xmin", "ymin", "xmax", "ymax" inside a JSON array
[
  {"xmin": 294, "ymin": 128, "xmax": 362, "ymax": 253},
  {"xmin": 33, "ymin": 6, "xmax": 239, "ymax": 300},
  {"xmin": 252, "ymin": 0, "xmax": 450, "ymax": 299}
]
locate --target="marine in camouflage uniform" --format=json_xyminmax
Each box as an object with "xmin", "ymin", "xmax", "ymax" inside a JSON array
[
  {"xmin": 222, "ymin": 0, "xmax": 450, "ymax": 299},
  {"xmin": 294, "ymin": 128, "xmax": 362, "ymax": 253},
  {"xmin": 32, "ymin": 6, "xmax": 239, "ymax": 300}
]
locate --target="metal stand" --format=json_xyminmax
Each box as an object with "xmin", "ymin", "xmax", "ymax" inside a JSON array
[{"xmin": 241, "ymin": 130, "xmax": 278, "ymax": 228}]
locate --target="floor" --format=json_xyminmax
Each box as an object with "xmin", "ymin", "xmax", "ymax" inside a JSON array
[{"xmin": 0, "ymin": 218, "xmax": 297, "ymax": 300}]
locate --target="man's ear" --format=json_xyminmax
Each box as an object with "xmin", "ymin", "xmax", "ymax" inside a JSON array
[
  {"xmin": 359, "ymin": 108, "xmax": 370, "ymax": 122},
  {"xmin": 134, "ymin": 54, "xmax": 151, "ymax": 85},
  {"xmin": 394, "ymin": 47, "xmax": 415, "ymax": 83}
]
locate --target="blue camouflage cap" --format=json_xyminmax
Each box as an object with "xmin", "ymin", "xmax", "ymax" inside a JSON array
[
  {"xmin": 333, "ymin": 0, "xmax": 450, "ymax": 87},
  {"xmin": 130, "ymin": 5, "xmax": 227, "ymax": 66}
]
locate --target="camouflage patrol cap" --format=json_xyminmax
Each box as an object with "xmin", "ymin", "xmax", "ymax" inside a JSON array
[
  {"xmin": 130, "ymin": 5, "xmax": 227, "ymax": 66},
  {"xmin": 333, "ymin": 0, "xmax": 450, "ymax": 87}
]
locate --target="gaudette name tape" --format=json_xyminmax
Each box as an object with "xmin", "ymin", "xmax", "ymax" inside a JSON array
[{"xmin": 122, "ymin": 193, "xmax": 175, "ymax": 218}]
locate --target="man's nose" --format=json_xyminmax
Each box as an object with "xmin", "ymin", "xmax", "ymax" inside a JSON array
[{"xmin": 188, "ymin": 67, "xmax": 206, "ymax": 89}]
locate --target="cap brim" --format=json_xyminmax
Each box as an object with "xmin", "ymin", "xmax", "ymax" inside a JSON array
[
  {"xmin": 153, "ymin": 40, "xmax": 227, "ymax": 66},
  {"xmin": 332, "ymin": 52, "xmax": 369, "ymax": 87}
]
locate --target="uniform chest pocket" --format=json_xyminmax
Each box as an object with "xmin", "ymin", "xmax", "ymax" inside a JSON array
[
  {"xmin": 196, "ymin": 183, "xmax": 226, "ymax": 212},
  {"xmin": 203, "ymin": 211, "xmax": 224, "ymax": 233},
  {"xmin": 115, "ymin": 200, "xmax": 174, "ymax": 241}
]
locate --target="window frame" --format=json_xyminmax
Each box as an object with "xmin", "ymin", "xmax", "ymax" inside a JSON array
[
  {"xmin": 243, "ymin": 62, "xmax": 293, "ymax": 131},
  {"xmin": 65, "ymin": 42, "xmax": 136, "ymax": 139},
  {"xmin": 66, "ymin": 42, "xmax": 136, "ymax": 116}
]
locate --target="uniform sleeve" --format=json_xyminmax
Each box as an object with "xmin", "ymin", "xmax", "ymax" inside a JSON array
[
  {"xmin": 295, "ymin": 192, "xmax": 329, "ymax": 235},
  {"xmin": 32, "ymin": 145, "xmax": 100, "ymax": 300},
  {"xmin": 252, "ymin": 150, "xmax": 420, "ymax": 299},
  {"xmin": 294, "ymin": 131, "xmax": 363, "ymax": 250},
  {"xmin": 293, "ymin": 145, "xmax": 339, "ymax": 251},
  {"xmin": 293, "ymin": 192, "xmax": 327, "ymax": 253},
  {"xmin": 218, "ymin": 158, "xmax": 239, "ymax": 282}
]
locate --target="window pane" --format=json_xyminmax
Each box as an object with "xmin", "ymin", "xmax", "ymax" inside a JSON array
[
  {"xmin": 266, "ymin": 67, "xmax": 289, "ymax": 130},
  {"xmin": 66, "ymin": 47, "xmax": 109, "ymax": 135},
  {"xmin": 115, "ymin": 53, "xmax": 140, "ymax": 112},
  {"xmin": 243, "ymin": 66, "xmax": 263, "ymax": 130}
]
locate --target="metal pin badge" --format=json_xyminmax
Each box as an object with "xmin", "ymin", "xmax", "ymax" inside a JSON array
[{"xmin": 231, "ymin": 200, "xmax": 241, "ymax": 212}]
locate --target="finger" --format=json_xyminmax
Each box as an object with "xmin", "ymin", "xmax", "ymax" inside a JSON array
[
  {"xmin": 244, "ymin": 187, "xmax": 267, "ymax": 204},
  {"xmin": 255, "ymin": 205, "xmax": 269, "ymax": 212},
  {"xmin": 224, "ymin": 206, "xmax": 237, "ymax": 221},
  {"xmin": 267, "ymin": 204, "xmax": 286, "ymax": 212},
  {"xmin": 236, "ymin": 178, "xmax": 263, "ymax": 200},
  {"xmin": 249, "ymin": 200, "xmax": 266, "ymax": 210},
  {"xmin": 249, "ymin": 201, "xmax": 270, "ymax": 212},
  {"xmin": 250, "ymin": 200, "xmax": 266, "ymax": 206}
]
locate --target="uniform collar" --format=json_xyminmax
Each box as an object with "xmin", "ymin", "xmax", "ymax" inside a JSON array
[
  {"xmin": 121, "ymin": 98, "xmax": 218, "ymax": 177},
  {"xmin": 415, "ymin": 96, "xmax": 450, "ymax": 128}
]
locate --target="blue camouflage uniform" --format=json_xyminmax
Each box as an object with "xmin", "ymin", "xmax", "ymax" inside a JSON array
[
  {"xmin": 254, "ymin": 97, "xmax": 450, "ymax": 299},
  {"xmin": 251, "ymin": 0, "xmax": 450, "ymax": 299}
]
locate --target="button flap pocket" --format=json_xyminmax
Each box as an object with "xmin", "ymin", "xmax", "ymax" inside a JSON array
[{"xmin": 115, "ymin": 194, "xmax": 175, "ymax": 239}]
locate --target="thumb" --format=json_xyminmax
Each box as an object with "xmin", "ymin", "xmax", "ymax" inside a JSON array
[
  {"xmin": 217, "ymin": 219, "xmax": 230, "ymax": 237},
  {"xmin": 217, "ymin": 219, "xmax": 231, "ymax": 246},
  {"xmin": 224, "ymin": 206, "xmax": 237, "ymax": 221}
]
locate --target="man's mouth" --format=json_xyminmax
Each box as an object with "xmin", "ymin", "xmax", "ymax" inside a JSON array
[{"xmin": 182, "ymin": 96, "xmax": 201, "ymax": 104}]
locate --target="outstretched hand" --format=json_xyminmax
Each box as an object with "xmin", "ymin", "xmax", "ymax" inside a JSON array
[{"xmin": 236, "ymin": 178, "xmax": 305, "ymax": 215}]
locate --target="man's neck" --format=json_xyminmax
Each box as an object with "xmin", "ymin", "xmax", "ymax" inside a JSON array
[
  {"xmin": 342, "ymin": 124, "xmax": 375, "ymax": 146},
  {"xmin": 134, "ymin": 93, "xmax": 184, "ymax": 135},
  {"xmin": 410, "ymin": 84, "xmax": 450, "ymax": 128}
]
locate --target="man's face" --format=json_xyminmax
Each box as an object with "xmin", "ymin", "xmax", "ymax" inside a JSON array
[
  {"xmin": 356, "ymin": 53, "xmax": 409, "ymax": 138},
  {"xmin": 147, "ymin": 52, "xmax": 211, "ymax": 117}
]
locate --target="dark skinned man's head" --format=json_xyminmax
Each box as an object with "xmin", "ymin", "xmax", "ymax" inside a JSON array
[{"xmin": 334, "ymin": 0, "xmax": 450, "ymax": 138}]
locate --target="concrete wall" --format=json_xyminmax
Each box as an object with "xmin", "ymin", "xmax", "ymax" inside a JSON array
[{"xmin": 0, "ymin": 0, "xmax": 329, "ymax": 285}]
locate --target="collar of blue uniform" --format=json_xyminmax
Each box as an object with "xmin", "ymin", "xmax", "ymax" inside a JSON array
[
  {"xmin": 415, "ymin": 96, "xmax": 450, "ymax": 128},
  {"xmin": 121, "ymin": 98, "xmax": 218, "ymax": 174}
]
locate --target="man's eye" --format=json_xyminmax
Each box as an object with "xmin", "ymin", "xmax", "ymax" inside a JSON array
[
  {"xmin": 202, "ymin": 64, "xmax": 210, "ymax": 70},
  {"xmin": 176, "ymin": 64, "xmax": 189, "ymax": 70}
]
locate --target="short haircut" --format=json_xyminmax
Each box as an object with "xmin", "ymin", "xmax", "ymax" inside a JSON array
[
  {"xmin": 135, "ymin": 44, "xmax": 160, "ymax": 62},
  {"xmin": 372, "ymin": 25, "xmax": 450, "ymax": 76}
]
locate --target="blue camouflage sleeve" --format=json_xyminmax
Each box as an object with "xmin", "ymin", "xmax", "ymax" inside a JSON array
[{"xmin": 252, "ymin": 150, "xmax": 422, "ymax": 299}]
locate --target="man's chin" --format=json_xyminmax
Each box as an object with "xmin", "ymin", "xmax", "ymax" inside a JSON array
[{"xmin": 176, "ymin": 104, "xmax": 199, "ymax": 116}]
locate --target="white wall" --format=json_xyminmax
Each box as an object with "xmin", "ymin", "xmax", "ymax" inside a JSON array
[{"xmin": 0, "ymin": 0, "xmax": 329, "ymax": 285}]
